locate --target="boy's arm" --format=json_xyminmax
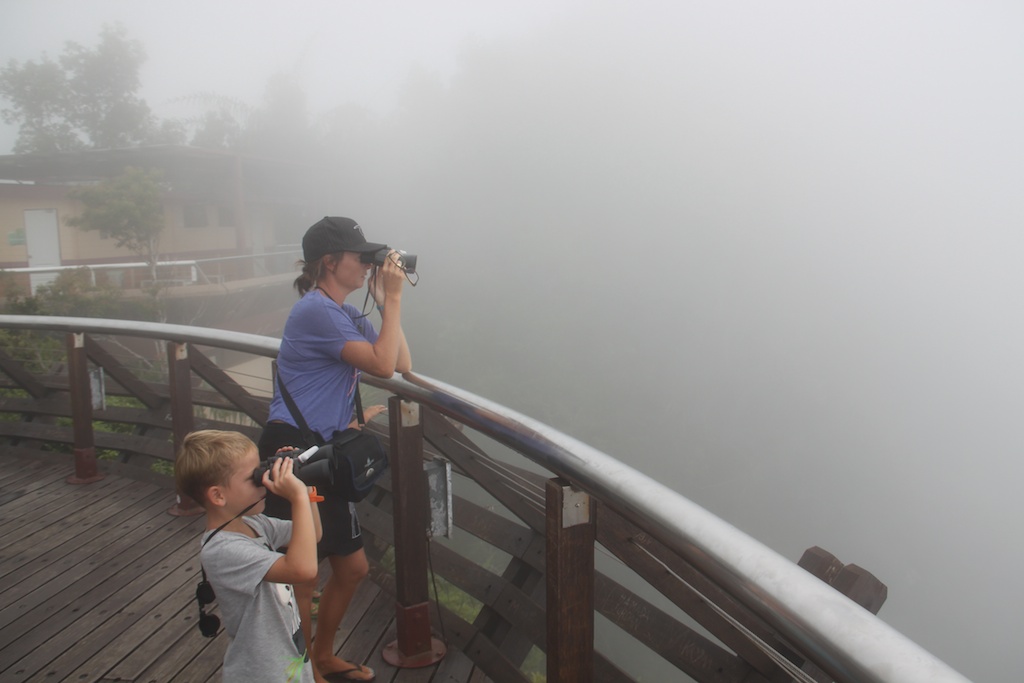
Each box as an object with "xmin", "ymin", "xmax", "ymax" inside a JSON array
[
  {"xmin": 262, "ymin": 458, "xmax": 318, "ymax": 584},
  {"xmin": 311, "ymin": 493, "xmax": 322, "ymax": 543}
]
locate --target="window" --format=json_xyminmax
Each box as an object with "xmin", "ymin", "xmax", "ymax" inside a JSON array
[
  {"xmin": 217, "ymin": 205, "xmax": 235, "ymax": 227},
  {"xmin": 183, "ymin": 205, "xmax": 208, "ymax": 228}
]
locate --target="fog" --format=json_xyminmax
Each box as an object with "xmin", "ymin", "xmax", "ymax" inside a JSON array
[{"xmin": 4, "ymin": 2, "xmax": 1023, "ymax": 681}]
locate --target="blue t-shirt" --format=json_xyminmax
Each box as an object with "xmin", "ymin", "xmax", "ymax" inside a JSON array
[{"xmin": 268, "ymin": 292, "xmax": 378, "ymax": 439}]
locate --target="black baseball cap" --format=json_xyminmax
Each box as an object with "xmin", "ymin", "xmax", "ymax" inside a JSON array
[{"xmin": 301, "ymin": 217, "xmax": 386, "ymax": 263}]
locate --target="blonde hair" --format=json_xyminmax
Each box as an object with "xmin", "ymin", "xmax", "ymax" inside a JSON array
[{"xmin": 174, "ymin": 430, "xmax": 256, "ymax": 508}]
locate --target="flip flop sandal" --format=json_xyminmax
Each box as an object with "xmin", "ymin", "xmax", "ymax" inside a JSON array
[{"xmin": 323, "ymin": 664, "xmax": 376, "ymax": 681}]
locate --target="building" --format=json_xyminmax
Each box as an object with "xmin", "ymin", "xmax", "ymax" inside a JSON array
[{"xmin": 0, "ymin": 145, "xmax": 325, "ymax": 294}]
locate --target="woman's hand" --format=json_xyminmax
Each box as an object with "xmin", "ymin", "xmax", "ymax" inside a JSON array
[
  {"xmin": 369, "ymin": 249, "xmax": 406, "ymax": 307},
  {"xmin": 344, "ymin": 248, "xmax": 412, "ymax": 377},
  {"xmin": 349, "ymin": 403, "xmax": 386, "ymax": 429}
]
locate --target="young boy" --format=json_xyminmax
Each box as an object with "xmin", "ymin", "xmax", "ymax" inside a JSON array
[{"xmin": 175, "ymin": 430, "xmax": 323, "ymax": 683}]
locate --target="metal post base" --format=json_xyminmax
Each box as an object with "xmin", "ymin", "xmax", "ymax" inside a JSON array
[
  {"xmin": 67, "ymin": 447, "xmax": 104, "ymax": 484},
  {"xmin": 382, "ymin": 636, "xmax": 446, "ymax": 668}
]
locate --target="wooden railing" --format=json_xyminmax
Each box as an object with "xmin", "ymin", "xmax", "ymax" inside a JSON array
[{"xmin": 0, "ymin": 315, "xmax": 971, "ymax": 683}]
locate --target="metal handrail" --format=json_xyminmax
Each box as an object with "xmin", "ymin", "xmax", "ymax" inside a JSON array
[
  {"xmin": 1, "ymin": 250, "xmax": 301, "ymax": 285},
  {"xmin": 0, "ymin": 314, "xmax": 971, "ymax": 683}
]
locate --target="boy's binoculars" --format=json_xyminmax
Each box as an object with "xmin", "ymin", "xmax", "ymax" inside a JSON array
[{"xmin": 251, "ymin": 446, "xmax": 335, "ymax": 490}]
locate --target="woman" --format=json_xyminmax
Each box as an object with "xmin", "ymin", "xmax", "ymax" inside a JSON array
[{"xmin": 259, "ymin": 216, "xmax": 411, "ymax": 683}]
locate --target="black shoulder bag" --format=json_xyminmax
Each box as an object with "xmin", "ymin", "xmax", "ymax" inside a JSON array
[{"xmin": 276, "ymin": 374, "xmax": 389, "ymax": 502}]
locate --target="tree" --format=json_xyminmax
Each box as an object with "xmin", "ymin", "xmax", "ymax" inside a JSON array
[
  {"xmin": 1, "ymin": 267, "xmax": 156, "ymax": 320},
  {"xmin": 66, "ymin": 167, "xmax": 166, "ymax": 283},
  {"xmin": 0, "ymin": 58, "xmax": 81, "ymax": 152},
  {"xmin": 0, "ymin": 24, "xmax": 181, "ymax": 152}
]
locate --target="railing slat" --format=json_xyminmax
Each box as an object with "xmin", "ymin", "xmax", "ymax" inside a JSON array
[
  {"xmin": 84, "ymin": 336, "xmax": 163, "ymax": 409},
  {"xmin": 0, "ymin": 346, "xmax": 49, "ymax": 398},
  {"xmin": 186, "ymin": 345, "xmax": 268, "ymax": 424}
]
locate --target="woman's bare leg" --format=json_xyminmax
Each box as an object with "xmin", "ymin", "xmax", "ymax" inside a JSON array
[{"xmin": 312, "ymin": 549, "xmax": 373, "ymax": 679}]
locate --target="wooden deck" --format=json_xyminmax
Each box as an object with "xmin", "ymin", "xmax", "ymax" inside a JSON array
[{"xmin": 0, "ymin": 451, "xmax": 480, "ymax": 683}]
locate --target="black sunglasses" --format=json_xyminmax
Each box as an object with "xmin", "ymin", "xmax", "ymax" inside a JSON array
[
  {"xmin": 192, "ymin": 497, "xmax": 264, "ymax": 639},
  {"xmin": 195, "ymin": 572, "xmax": 221, "ymax": 638}
]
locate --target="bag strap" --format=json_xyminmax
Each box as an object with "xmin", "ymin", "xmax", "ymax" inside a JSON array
[
  {"xmin": 353, "ymin": 380, "xmax": 366, "ymax": 427},
  {"xmin": 276, "ymin": 371, "xmax": 365, "ymax": 443},
  {"xmin": 276, "ymin": 372, "xmax": 322, "ymax": 446}
]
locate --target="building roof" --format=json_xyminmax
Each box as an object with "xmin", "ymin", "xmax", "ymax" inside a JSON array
[
  {"xmin": 0, "ymin": 145, "xmax": 245, "ymax": 184},
  {"xmin": 0, "ymin": 145, "xmax": 327, "ymax": 205}
]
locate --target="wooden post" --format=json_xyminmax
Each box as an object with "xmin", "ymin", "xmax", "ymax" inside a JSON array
[
  {"xmin": 382, "ymin": 397, "xmax": 446, "ymax": 667},
  {"xmin": 167, "ymin": 341, "xmax": 199, "ymax": 516},
  {"xmin": 546, "ymin": 478, "xmax": 594, "ymax": 683},
  {"xmin": 66, "ymin": 333, "xmax": 103, "ymax": 484}
]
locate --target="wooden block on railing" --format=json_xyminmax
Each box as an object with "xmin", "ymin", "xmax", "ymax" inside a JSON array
[
  {"xmin": 795, "ymin": 547, "xmax": 890, "ymax": 681},
  {"xmin": 798, "ymin": 546, "xmax": 844, "ymax": 585},
  {"xmin": 798, "ymin": 546, "xmax": 887, "ymax": 614},
  {"xmin": 833, "ymin": 564, "xmax": 888, "ymax": 615}
]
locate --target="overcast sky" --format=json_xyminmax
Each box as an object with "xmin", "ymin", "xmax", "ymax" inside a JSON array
[
  {"xmin": 3, "ymin": 3, "xmax": 1023, "ymax": 682},
  {"xmin": 0, "ymin": 0, "xmax": 581, "ymax": 151}
]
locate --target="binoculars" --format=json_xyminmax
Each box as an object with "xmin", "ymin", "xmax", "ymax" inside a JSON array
[
  {"xmin": 360, "ymin": 247, "xmax": 417, "ymax": 274},
  {"xmin": 251, "ymin": 445, "xmax": 335, "ymax": 489}
]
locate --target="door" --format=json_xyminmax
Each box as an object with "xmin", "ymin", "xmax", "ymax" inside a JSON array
[{"xmin": 24, "ymin": 208, "xmax": 61, "ymax": 294}]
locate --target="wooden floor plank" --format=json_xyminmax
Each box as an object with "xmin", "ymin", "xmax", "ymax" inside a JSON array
[
  {"xmin": 23, "ymin": 567, "xmax": 203, "ymax": 682},
  {"xmin": 0, "ymin": 487, "xmax": 168, "ymax": 607},
  {"xmin": 0, "ymin": 466, "xmax": 77, "ymax": 516},
  {"xmin": 0, "ymin": 495, "xmax": 190, "ymax": 638},
  {"xmin": 0, "ymin": 517, "xmax": 197, "ymax": 670},
  {"xmin": 7, "ymin": 532, "xmax": 204, "ymax": 683},
  {"xmin": 337, "ymin": 587, "xmax": 397, "ymax": 681},
  {"xmin": 0, "ymin": 475, "xmax": 141, "ymax": 564},
  {"xmin": 426, "ymin": 649, "xmax": 477, "ymax": 683},
  {"xmin": 0, "ymin": 456, "xmax": 52, "ymax": 489},
  {"xmin": 0, "ymin": 455, "xmax": 471, "ymax": 683},
  {"xmin": 2, "ymin": 514, "xmax": 204, "ymax": 681},
  {"xmin": 320, "ymin": 574, "xmax": 383, "ymax": 657},
  {"xmin": 140, "ymin": 627, "xmax": 227, "ymax": 683},
  {"xmin": 100, "ymin": 598, "xmax": 213, "ymax": 682},
  {"xmin": 67, "ymin": 589, "xmax": 199, "ymax": 683}
]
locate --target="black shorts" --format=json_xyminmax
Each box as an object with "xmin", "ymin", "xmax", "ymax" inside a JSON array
[{"xmin": 257, "ymin": 421, "xmax": 364, "ymax": 558}]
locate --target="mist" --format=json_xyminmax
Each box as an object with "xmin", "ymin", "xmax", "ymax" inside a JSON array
[{"xmin": 4, "ymin": 2, "xmax": 1023, "ymax": 680}]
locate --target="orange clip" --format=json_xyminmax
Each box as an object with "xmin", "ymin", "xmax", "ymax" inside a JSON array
[{"xmin": 309, "ymin": 487, "xmax": 325, "ymax": 503}]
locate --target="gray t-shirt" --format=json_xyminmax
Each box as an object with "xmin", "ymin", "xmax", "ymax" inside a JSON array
[{"xmin": 201, "ymin": 514, "xmax": 314, "ymax": 683}]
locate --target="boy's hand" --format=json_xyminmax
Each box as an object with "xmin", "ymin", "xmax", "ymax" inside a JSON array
[{"xmin": 261, "ymin": 457, "xmax": 306, "ymax": 503}]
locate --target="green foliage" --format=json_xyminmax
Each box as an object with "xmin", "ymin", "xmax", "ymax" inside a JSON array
[
  {"xmin": 189, "ymin": 105, "xmax": 246, "ymax": 150},
  {"xmin": 177, "ymin": 73, "xmax": 318, "ymax": 159},
  {"xmin": 0, "ymin": 57, "xmax": 80, "ymax": 152},
  {"xmin": 94, "ymin": 395, "xmax": 174, "ymax": 475},
  {"xmin": 1, "ymin": 267, "xmax": 158, "ymax": 321},
  {"xmin": 0, "ymin": 23, "xmax": 182, "ymax": 153},
  {"xmin": 66, "ymin": 167, "xmax": 166, "ymax": 282},
  {"xmin": 523, "ymin": 647, "xmax": 546, "ymax": 682},
  {"xmin": 0, "ymin": 322, "xmax": 65, "ymax": 375},
  {"xmin": 430, "ymin": 573, "xmax": 483, "ymax": 623}
]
